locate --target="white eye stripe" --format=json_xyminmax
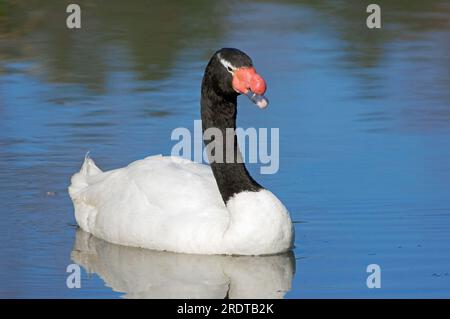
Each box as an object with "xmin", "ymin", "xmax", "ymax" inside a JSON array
[{"xmin": 217, "ymin": 53, "xmax": 236, "ymax": 74}]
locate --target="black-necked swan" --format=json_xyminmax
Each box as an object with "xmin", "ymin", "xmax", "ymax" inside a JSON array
[{"xmin": 69, "ymin": 48, "xmax": 294, "ymax": 255}]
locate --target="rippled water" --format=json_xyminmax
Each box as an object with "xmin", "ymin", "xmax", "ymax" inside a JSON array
[{"xmin": 1, "ymin": 0, "xmax": 449, "ymax": 298}]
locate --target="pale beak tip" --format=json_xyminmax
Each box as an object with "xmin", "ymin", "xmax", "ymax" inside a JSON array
[
  {"xmin": 256, "ymin": 98, "xmax": 269, "ymax": 109},
  {"xmin": 246, "ymin": 91, "xmax": 269, "ymax": 109}
]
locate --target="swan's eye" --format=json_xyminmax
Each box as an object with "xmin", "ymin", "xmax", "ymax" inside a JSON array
[{"xmin": 217, "ymin": 54, "xmax": 235, "ymax": 73}]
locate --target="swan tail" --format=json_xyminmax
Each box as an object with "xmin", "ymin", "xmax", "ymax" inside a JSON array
[
  {"xmin": 69, "ymin": 153, "xmax": 105, "ymax": 233},
  {"xmin": 68, "ymin": 152, "xmax": 102, "ymax": 198},
  {"xmin": 80, "ymin": 152, "xmax": 103, "ymax": 176}
]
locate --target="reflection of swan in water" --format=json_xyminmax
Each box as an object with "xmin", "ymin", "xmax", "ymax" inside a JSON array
[{"xmin": 71, "ymin": 229, "xmax": 295, "ymax": 299}]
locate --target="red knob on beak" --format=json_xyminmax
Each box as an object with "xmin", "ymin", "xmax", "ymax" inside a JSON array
[{"xmin": 232, "ymin": 67, "xmax": 266, "ymax": 95}]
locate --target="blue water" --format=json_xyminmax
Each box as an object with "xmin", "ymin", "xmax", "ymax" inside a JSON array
[{"xmin": 0, "ymin": 0, "xmax": 449, "ymax": 298}]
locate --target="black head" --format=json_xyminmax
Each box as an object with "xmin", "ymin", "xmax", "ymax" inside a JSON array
[
  {"xmin": 202, "ymin": 48, "xmax": 268, "ymax": 108},
  {"xmin": 216, "ymin": 48, "xmax": 253, "ymax": 69}
]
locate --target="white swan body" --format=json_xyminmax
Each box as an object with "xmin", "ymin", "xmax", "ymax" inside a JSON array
[
  {"xmin": 69, "ymin": 49, "xmax": 294, "ymax": 256},
  {"xmin": 69, "ymin": 155, "xmax": 293, "ymax": 255}
]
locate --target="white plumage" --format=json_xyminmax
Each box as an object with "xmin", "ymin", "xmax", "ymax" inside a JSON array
[
  {"xmin": 68, "ymin": 154, "xmax": 293, "ymax": 255},
  {"xmin": 68, "ymin": 48, "xmax": 294, "ymax": 256}
]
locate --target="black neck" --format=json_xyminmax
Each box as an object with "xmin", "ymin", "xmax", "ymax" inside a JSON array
[{"xmin": 201, "ymin": 79, "xmax": 262, "ymax": 204}]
